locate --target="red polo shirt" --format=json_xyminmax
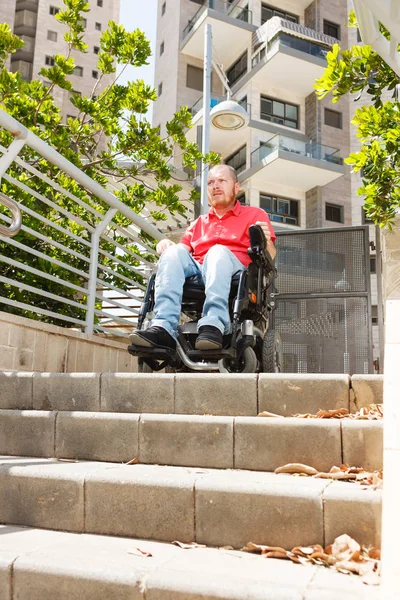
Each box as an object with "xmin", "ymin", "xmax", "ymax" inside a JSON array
[{"xmin": 180, "ymin": 202, "xmax": 276, "ymax": 267}]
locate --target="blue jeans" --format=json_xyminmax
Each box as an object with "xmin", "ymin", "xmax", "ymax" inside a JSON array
[{"xmin": 150, "ymin": 244, "xmax": 246, "ymax": 339}]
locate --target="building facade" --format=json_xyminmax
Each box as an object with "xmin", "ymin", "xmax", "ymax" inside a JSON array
[{"xmin": 0, "ymin": 0, "xmax": 120, "ymax": 119}]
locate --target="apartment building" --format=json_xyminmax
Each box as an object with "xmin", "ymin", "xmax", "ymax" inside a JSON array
[
  {"xmin": 154, "ymin": 0, "xmax": 353, "ymax": 231},
  {"xmin": 0, "ymin": 0, "xmax": 120, "ymax": 119}
]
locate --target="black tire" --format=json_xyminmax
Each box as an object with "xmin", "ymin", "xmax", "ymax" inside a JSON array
[
  {"xmin": 262, "ymin": 330, "xmax": 283, "ymax": 373},
  {"xmin": 219, "ymin": 346, "xmax": 258, "ymax": 373}
]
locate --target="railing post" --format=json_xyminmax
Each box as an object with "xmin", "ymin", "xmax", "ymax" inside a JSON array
[
  {"xmin": 0, "ymin": 134, "xmax": 27, "ymax": 179},
  {"xmin": 86, "ymin": 208, "xmax": 118, "ymax": 335}
]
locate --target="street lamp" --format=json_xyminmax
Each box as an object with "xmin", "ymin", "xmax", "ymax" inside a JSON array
[{"xmin": 200, "ymin": 24, "xmax": 249, "ymax": 214}]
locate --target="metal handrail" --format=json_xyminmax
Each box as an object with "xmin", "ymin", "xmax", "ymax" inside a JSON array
[
  {"xmin": 0, "ymin": 108, "xmax": 166, "ymax": 336},
  {"xmin": 0, "ymin": 191, "xmax": 22, "ymax": 238}
]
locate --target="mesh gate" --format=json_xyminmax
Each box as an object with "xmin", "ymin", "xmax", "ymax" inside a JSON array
[{"xmin": 274, "ymin": 227, "xmax": 372, "ymax": 375}]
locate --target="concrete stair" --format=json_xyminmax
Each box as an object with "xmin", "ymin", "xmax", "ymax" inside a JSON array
[{"xmin": 0, "ymin": 372, "xmax": 383, "ymax": 599}]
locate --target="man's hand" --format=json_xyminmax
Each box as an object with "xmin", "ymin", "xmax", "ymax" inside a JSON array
[
  {"xmin": 156, "ymin": 238, "xmax": 175, "ymax": 255},
  {"xmin": 255, "ymin": 221, "xmax": 273, "ymax": 245}
]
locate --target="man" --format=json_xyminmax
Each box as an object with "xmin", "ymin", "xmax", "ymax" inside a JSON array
[{"xmin": 130, "ymin": 164, "xmax": 276, "ymax": 351}]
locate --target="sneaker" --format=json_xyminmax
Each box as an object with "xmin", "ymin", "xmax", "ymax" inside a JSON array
[
  {"xmin": 129, "ymin": 326, "xmax": 176, "ymax": 350},
  {"xmin": 195, "ymin": 325, "xmax": 223, "ymax": 350}
]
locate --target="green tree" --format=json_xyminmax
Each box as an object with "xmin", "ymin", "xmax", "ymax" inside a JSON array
[
  {"xmin": 314, "ymin": 11, "xmax": 400, "ymax": 228},
  {"xmin": 0, "ymin": 0, "xmax": 217, "ymax": 325}
]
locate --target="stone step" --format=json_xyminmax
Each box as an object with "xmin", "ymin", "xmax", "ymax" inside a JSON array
[
  {"xmin": 0, "ymin": 457, "xmax": 381, "ymax": 549},
  {"xmin": 0, "ymin": 525, "xmax": 379, "ymax": 600},
  {"xmin": 0, "ymin": 410, "xmax": 383, "ymax": 471},
  {"xmin": 0, "ymin": 372, "xmax": 383, "ymax": 416}
]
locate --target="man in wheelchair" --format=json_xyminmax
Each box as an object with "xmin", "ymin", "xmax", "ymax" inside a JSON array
[{"xmin": 128, "ymin": 164, "xmax": 281, "ymax": 373}]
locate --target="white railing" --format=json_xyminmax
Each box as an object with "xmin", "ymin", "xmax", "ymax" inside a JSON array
[
  {"xmin": 0, "ymin": 191, "xmax": 22, "ymax": 238},
  {"xmin": 0, "ymin": 109, "xmax": 164, "ymax": 337},
  {"xmin": 252, "ymin": 16, "xmax": 338, "ymax": 53}
]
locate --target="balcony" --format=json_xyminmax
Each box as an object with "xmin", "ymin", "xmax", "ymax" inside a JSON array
[
  {"xmin": 186, "ymin": 95, "xmax": 251, "ymax": 155},
  {"xmin": 243, "ymin": 17, "xmax": 336, "ymax": 96},
  {"xmin": 240, "ymin": 134, "xmax": 344, "ymax": 191},
  {"xmin": 15, "ymin": 0, "xmax": 39, "ymax": 11},
  {"xmin": 14, "ymin": 9, "xmax": 37, "ymax": 36},
  {"xmin": 10, "ymin": 60, "xmax": 33, "ymax": 81},
  {"xmin": 11, "ymin": 35, "xmax": 35, "ymax": 62},
  {"xmin": 181, "ymin": 1, "xmax": 256, "ymax": 70}
]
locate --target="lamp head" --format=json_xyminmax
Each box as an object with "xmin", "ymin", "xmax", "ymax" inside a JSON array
[{"xmin": 210, "ymin": 100, "xmax": 249, "ymax": 130}]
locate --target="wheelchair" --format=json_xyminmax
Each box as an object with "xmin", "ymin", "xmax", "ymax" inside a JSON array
[{"xmin": 128, "ymin": 225, "xmax": 282, "ymax": 374}]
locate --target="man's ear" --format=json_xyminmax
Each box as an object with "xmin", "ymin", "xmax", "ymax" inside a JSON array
[{"xmin": 234, "ymin": 182, "xmax": 241, "ymax": 196}]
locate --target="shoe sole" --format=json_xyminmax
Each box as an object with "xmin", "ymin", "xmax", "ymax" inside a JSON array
[
  {"xmin": 128, "ymin": 332, "xmax": 155, "ymax": 348},
  {"xmin": 195, "ymin": 338, "xmax": 223, "ymax": 351}
]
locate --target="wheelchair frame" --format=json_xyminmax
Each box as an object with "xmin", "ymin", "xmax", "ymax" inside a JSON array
[{"xmin": 128, "ymin": 225, "xmax": 280, "ymax": 373}]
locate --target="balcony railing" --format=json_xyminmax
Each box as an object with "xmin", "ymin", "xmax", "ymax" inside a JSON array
[
  {"xmin": 250, "ymin": 135, "xmax": 343, "ymax": 168},
  {"xmin": 251, "ymin": 16, "xmax": 336, "ymax": 67},
  {"xmin": 183, "ymin": 1, "xmax": 252, "ymax": 40},
  {"xmin": 189, "ymin": 94, "xmax": 251, "ymax": 119}
]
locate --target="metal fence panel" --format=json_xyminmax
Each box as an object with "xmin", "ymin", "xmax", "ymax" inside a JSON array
[{"xmin": 275, "ymin": 227, "xmax": 372, "ymax": 374}]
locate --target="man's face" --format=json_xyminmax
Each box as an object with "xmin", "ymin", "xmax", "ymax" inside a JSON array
[{"xmin": 207, "ymin": 166, "xmax": 240, "ymax": 210}]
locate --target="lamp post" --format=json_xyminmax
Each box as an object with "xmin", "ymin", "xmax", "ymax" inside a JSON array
[{"xmin": 200, "ymin": 24, "xmax": 250, "ymax": 215}]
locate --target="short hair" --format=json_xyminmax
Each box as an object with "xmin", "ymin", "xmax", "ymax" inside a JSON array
[{"xmin": 209, "ymin": 163, "xmax": 238, "ymax": 183}]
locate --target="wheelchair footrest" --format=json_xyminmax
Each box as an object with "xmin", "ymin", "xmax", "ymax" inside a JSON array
[
  {"xmin": 186, "ymin": 348, "xmax": 235, "ymax": 361},
  {"xmin": 127, "ymin": 343, "xmax": 179, "ymax": 363}
]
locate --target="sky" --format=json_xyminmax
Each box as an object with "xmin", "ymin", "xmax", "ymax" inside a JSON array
[{"xmin": 118, "ymin": 0, "xmax": 158, "ymax": 120}]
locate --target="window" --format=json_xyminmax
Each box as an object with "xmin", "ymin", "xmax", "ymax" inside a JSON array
[
  {"xmin": 160, "ymin": 41, "xmax": 164, "ymax": 56},
  {"xmin": 94, "ymin": 46, "xmax": 100, "ymax": 55},
  {"xmin": 186, "ymin": 64, "xmax": 203, "ymax": 91},
  {"xmin": 45, "ymin": 55, "xmax": 55, "ymax": 66},
  {"xmin": 361, "ymin": 207, "xmax": 373, "ymax": 224},
  {"xmin": 261, "ymin": 3, "xmax": 299, "ymax": 25},
  {"xmin": 325, "ymin": 203, "xmax": 343, "ymax": 223},
  {"xmin": 92, "ymin": 70, "xmax": 99, "ymax": 79},
  {"xmin": 97, "ymin": 0, "xmax": 103, "ymax": 6},
  {"xmin": 158, "ymin": 82, "xmax": 163, "ymax": 96},
  {"xmin": 371, "ymin": 305, "xmax": 378, "ymax": 325},
  {"xmin": 227, "ymin": 51, "xmax": 247, "ymax": 87},
  {"xmin": 260, "ymin": 193, "xmax": 299, "ymax": 225},
  {"xmin": 236, "ymin": 192, "xmax": 247, "ymax": 205},
  {"xmin": 68, "ymin": 89, "xmax": 82, "ymax": 99},
  {"xmin": 261, "ymin": 96, "xmax": 299, "ymax": 129},
  {"xmin": 95, "ymin": 22, "xmax": 102, "ymax": 31},
  {"xmin": 47, "ymin": 30, "xmax": 57, "ymax": 42},
  {"xmin": 370, "ymin": 256, "xmax": 376, "ymax": 274},
  {"xmin": 225, "ymin": 145, "xmax": 247, "ymax": 175},
  {"xmin": 73, "ymin": 66, "xmax": 83, "ymax": 77},
  {"xmin": 325, "ymin": 108, "xmax": 342, "ymax": 129},
  {"xmin": 49, "ymin": 6, "xmax": 60, "ymax": 15},
  {"xmin": 323, "ymin": 20, "xmax": 340, "ymax": 39},
  {"xmin": 161, "ymin": 2, "xmax": 166, "ymax": 16},
  {"xmin": 80, "ymin": 18, "xmax": 87, "ymax": 29}
]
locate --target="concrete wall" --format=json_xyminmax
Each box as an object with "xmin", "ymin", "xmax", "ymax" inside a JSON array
[{"xmin": 0, "ymin": 312, "xmax": 137, "ymax": 373}]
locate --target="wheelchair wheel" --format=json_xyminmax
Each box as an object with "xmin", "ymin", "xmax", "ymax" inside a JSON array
[
  {"xmin": 262, "ymin": 330, "xmax": 283, "ymax": 373},
  {"xmin": 218, "ymin": 347, "xmax": 258, "ymax": 373}
]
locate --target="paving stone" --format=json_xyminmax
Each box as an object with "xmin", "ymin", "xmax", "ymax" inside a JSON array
[
  {"xmin": 55, "ymin": 412, "xmax": 139, "ymax": 463},
  {"xmin": 139, "ymin": 414, "xmax": 234, "ymax": 469},
  {"xmin": 0, "ymin": 552, "xmax": 14, "ymax": 600},
  {"xmin": 351, "ymin": 375, "xmax": 384, "ymax": 411},
  {"xmin": 84, "ymin": 464, "xmax": 196, "ymax": 542},
  {"xmin": 195, "ymin": 471, "xmax": 328, "ymax": 549},
  {"xmin": 100, "ymin": 373, "xmax": 174, "ymax": 413},
  {"xmin": 323, "ymin": 482, "xmax": 382, "ymax": 547},
  {"xmin": 258, "ymin": 374, "xmax": 350, "ymax": 416},
  {"xmin": 0, "ymin": 410, "xmax": 55, "ymax": 457},
  {"xmin": 234, "ymin": 417, "xmax": 341, "ymax": 472},
  {"xmin": 174, "ymin": 374, "xmax": 257, "ymax": 416},
  {"xmin": 33, "ymin": 373, "xmax": 100, "ymax": 411},
  {"xmin": 0, "ymin": 457, "xmax": 102, "ymax": 533},
  {"xmin": 305, "ymin": 566, "xmax": 380, "ymax": 599},
  {"xmin": 342, "ymin": 420, "xmax": 383, "ymax": 471},
  {"xmin": 0, "ymin": 372, "xmax": 33, "ymax": 409}
]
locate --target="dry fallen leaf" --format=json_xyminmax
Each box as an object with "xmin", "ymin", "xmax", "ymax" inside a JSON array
[
  {"xmin": 172, "ymin": 541, "xmax": 207, "ymax": 549},
  {"xmin": 125, "ymin": 457, "xmax": 139, "ymax": 465},
  {"xmin": 274, "ymin": 463, "xmax": 318, "ymax": 476},
  {"xmin": 293, "ymin": 404, "xmax": 383, "ymax": 421},
  {"xmin": 127, "ymin": 547, "xmax": 152, "ymax": 557},
  {"xmin": 242, "ymin": 535, "xmax": 380, "ymax": 585},
  {"xmin": 257, "ymin": 411, "xmax": 284, "ymax": 418}
]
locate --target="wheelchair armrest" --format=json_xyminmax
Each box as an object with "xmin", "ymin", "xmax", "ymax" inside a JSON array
[{"xmin": 247, "ymin": 224, "xmax": 277, "ymax": 277}]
